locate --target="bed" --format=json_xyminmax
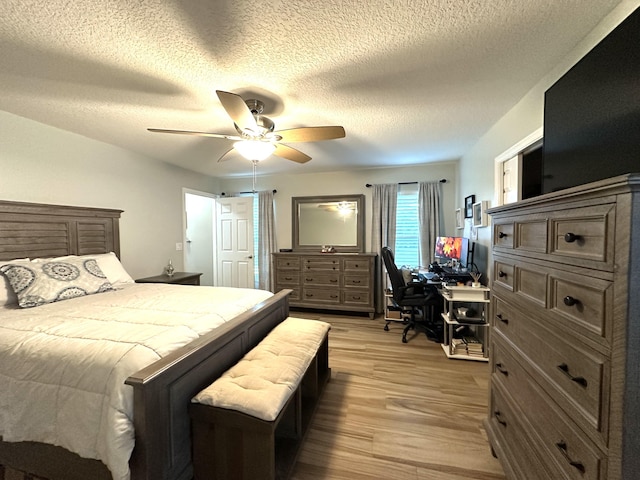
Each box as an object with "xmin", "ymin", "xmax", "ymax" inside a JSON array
[{"xmin": 0, "ymin": 200, "xmax": 291, "ymax": 480}]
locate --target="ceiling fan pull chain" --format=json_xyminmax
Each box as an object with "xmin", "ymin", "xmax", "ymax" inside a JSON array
[{"xmin": 252, "ymin": 160, "xmax": 258, "ymax": 193}]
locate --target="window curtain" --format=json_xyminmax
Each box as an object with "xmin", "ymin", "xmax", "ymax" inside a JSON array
[
  {"xmin": 418, "ymin": 181, "xmax": 442, "ymax": 266},
  {"xmin": 371, "ymin": 183, "xmax": 398, "ymax": 313},
  {"xmin": 257, "ymin": 190, "xmax": 277, "ymax": 291}
]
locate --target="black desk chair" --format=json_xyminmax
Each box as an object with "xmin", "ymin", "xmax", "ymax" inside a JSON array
[{"xmin": 381, "ymin": 246, "xmax": 442, "ymax": 343}]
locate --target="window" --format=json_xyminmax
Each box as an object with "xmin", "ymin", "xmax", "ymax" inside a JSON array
[{"xmin": 394, "ymin": 185, "xmax": 420, "ymax": 267}]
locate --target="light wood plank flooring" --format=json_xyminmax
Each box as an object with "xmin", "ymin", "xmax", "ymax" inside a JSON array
[{"xmin": 288, "ymin": 311, "xmax": 506, "ymax": 480}]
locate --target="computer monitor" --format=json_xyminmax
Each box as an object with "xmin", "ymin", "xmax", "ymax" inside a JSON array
[{"xmin": 434, "ymin": 236, "xmax": 470, "ymax": 267}]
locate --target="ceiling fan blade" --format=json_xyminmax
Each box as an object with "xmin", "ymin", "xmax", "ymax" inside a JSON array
[
  {"xmin": 274, "ymin": 143, "xmax": 312, "ymax": 163},
  {"xmin": 275, "ymin": 126, "xmax": 345, "ymax": 143},
  {"xmin": 147, "ymin": 128, "xmax": 242, "ymax": 141},
  {"xmin": 216, "ymin": 90, "xmax": 258, "ymax": 133},
  {"xmin": 217, "ymin": 147, "xmax": 236, "ymax": 163}
]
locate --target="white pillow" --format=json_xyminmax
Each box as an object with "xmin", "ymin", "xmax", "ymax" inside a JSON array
[
  {"xmin": 32, "ymin": 252, "xmax": 134, "ymax": 288},
  {"xmin": 92, "ymin": 252, "xmax": 135, "ymax": 287},
  {"xmin": 0, "ymin": 258, "xmax": 29, "ymax": 307},
  {"xmin": 0, "ymin": 257, "xmax": 114, "ymax": 308}
]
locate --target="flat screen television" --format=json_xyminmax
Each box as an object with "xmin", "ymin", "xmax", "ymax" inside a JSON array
[
  {"xmin": 541, "ymin": 7, "xmax": 640, "ymax": 194},
  {"xmin": 434, "ymin": 236, "xmax": 470, "ymax": 266}
]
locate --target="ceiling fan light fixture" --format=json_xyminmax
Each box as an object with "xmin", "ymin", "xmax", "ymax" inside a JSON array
[{"xmin": 234, "ymin": 140, "xmax": 276, "ymax": 161}]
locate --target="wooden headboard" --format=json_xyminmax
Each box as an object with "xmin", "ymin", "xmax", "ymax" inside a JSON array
[{"xmin": 0, "ymin": 200, "xmax": 123, "ymax": 261}]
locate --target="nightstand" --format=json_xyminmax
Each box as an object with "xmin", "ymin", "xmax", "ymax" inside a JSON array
[{"xmin": 135, "ymin": 272, "xmax": 202, "ymax": 286}]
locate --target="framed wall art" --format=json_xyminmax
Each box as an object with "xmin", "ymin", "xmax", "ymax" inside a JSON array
[
  {"xmin": 464, "ymin": 195, "xmax": 475, "ymax": 218},
  {"xmin": 472, "ymin": 200, "xmax": 489, "ymax": 227}
]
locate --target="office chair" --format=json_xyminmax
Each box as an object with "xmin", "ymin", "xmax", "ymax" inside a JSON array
[{"xmin": 381, "ymin": 246, "xmax": 442, "ymax": 343}]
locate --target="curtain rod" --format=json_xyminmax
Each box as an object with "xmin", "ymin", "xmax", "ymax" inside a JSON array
[
  {"xmin": 365, "ymin": 179, "xmax": 447, "ymax": 187},
  {"xmin": 221, "ymin": 189, "xmax": 277, "ymax": 196}
]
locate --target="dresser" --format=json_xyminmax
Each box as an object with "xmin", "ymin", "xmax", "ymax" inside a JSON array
[
  {"xmin": 272, "ymin": 252, "xmax": 376, "ymax": 318},
  {"xmin": 484, "ymin": 174, "xmax": 640, "ymax": 480}
]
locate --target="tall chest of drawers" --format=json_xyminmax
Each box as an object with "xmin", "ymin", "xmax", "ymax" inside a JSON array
[
  {"xmin": 484, "ymin": 174, "xmax": 640, "ymax": 480},
  {"xmin": 272, "ymin": 252, "xmax": 376, "ymax": 318}
]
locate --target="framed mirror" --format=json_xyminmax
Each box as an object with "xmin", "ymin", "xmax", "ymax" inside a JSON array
[{"xmin": 292, "ymin": 194, "xmax": 365, "ymax": 252}]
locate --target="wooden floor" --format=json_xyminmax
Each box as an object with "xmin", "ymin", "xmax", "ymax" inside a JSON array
[{"xmin": 288, "ymin": 311, "xmax": 506, "ymax": 480}]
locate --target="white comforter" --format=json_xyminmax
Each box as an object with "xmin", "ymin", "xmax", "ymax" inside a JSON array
[{"xmin": 0, "ymin": 283, "xmax": 273, "ymax": 480}]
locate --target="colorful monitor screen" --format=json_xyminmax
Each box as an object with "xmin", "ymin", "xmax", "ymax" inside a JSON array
[{"xmin": 434, "ymin": 236, "xmax": 469, "ymax": 264}]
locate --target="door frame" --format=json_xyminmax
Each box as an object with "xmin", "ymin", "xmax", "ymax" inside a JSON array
[
  {"xmin": 182, "ymin": 188, "xmax": 218, "ymax": 285},
  {"xmin": 493, "ymin": 127, "xmax": 543, "ymax": 207}
]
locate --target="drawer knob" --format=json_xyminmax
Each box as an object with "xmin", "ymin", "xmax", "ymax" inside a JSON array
[
  {"xmin": 495, "ymin": 363, "xmax": 509, "ymax": 376},
  {"xmin": 498, "ymin": 232, "xmax": 508, "ymax": 239},
  {"xmin": 498, "ymin": 271, "xmax": 507, "ymax": 278},
  {"xmin": 556, "ymin": 441, "xmax": 586, "ymax": 474},
  {"xmin": 495, "ymin": 314, "xmax": 509, "ymax": 325},
  {"xmin": 557, "ymin": 363, "xmax": 588, "ymax": 388},
  {"xmin": 563, "ymin": 296, "xmax": 578, "ymax": 307},
  {"xmin": 493, "ymin": 410, "xmax": 507, "ymax": 427},
  {"xmin": 564, "ymin": 232, "xmax": 580, "ymax": 243}
]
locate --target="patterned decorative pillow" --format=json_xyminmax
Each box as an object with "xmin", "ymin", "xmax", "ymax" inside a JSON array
[
  {"xmin": 0, "ymin": 258, "xmax": 29, "ymax": 308},
  {"xmin": 0, "ymin": 257, "xmax": 114, "ymax": 308}
]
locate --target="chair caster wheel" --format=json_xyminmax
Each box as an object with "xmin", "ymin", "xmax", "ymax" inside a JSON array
[
  {"xmin": 402, "ymin": 336, "xmax": 408, "ymax": 343},
  {"xmin": 384, "ymin": 325, "xmax": 389, "ymax": 331}
]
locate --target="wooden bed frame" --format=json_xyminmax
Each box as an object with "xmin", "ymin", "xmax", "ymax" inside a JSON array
[{"xmin": 0, "ymin": 200, "xmax": 291, "ymax": 480}]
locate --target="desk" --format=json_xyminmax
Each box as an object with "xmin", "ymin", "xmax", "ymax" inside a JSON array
[{"xmin": 418, "ymin": 269, "xmax": 473, "ymax": 285}]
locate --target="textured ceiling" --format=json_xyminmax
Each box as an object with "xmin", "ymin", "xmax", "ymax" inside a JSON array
[{"xmin": 0, "ymin": 0, "xmax": 622, "ymax": 178}]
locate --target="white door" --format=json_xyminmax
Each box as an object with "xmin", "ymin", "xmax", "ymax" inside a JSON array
[
  {"xmin": 216, "ymin": 196, "xmax": 255, "ymax": 288},
  {"xmin": 502, "ymin": 155, "xmax": 520, "ymax": 205}
]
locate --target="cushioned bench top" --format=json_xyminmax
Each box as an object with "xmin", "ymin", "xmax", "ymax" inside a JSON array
[{"xmin": 192, "ymin": 316, "xmax": 331, "ymax": 422}]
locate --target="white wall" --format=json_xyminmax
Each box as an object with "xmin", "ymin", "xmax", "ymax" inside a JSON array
[
  {"xmin": 0, "ymin": 110, "xmax": 220, "ymax": 279},
  {"xmin": 218, "ymin": 161, "xmax": 458, "ymax": 253},
  {"xmin": 457, "ymin": 1, "xmax": 639, "ymax": 276}
]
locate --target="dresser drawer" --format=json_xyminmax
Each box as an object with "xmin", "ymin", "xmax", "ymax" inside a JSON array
[
  {"xmin": 275, "ymin": 256, "xmax": 300, "ymax": 269},
  {"xmin": 493, "ymin": 260, "xmax": 514, "ymax": 291},
  {"xmin": 343, "ymin": 274, "xmax": 369, "ymax": 288},
  {"xmin": 515, "ymin": 218, "xmax": 548, "ymax": 253},
  {"xmin": 549, "ymin": 204, "xmax": 614, "ymax": 268},
  {"xmin": 493, "ymin": 331, "xmax": 609, "ymax": 446},
  {"xmin": 343, "ymin": 258, "xmax": 371, "ymax": 272},
  {"xmin": 302, "ymin": 287, "xmax": 340, "ymax": 304},
  {"xmin": 303, "ymin": 257, "xmax": 341, "ymax": 271},
  {"xmin": 302, "ymin": 272, "xmax": 340, "ymax": 286},
  {"xmin": 487, "ymin": 385, "xmax": 554, "ymax": 480},
  {"xmin": 341, "ymin": 289, "xmax": 371, "ymax": 306},
  {"xmin": 276, "ymin": 270, "xmax": 299, "ymax": 284},
  {"xmin": 493, "ymin": 256, "xmax": 547, "ymax": 308},
  {"xmin": 498, "ymin": 350, "xmax": 606, "ymax": 480},
  {"xmin": 493, "ymin": 221, "xmax": 514, "ymax": 249},
  {"xmin": 493, "ymin": 258, "xmax": 612, "ymax": 347},
  {"xmin": 549, "ymin": 271, "xmax": 613, "ymax": 342},
  {"xmin": 493, "ymin": 202, "xmax": 615, "ymax": 271}
]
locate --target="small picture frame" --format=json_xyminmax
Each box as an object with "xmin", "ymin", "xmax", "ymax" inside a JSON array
[
  {"xmin": 455, "ymin": 208, "xmax": 463, "ymax": 229},
  {"xmin": 464, "ymin": 195, "xmax": 475, "ymax": 218},
  {"xmin": 472, "ymin": 201, "xmax": 489, "ymax": 227}
]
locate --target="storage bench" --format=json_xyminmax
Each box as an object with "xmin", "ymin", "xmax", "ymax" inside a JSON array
[{"xmin": 189, "ymin": 316, "xmax": 331, "ymax": 480}]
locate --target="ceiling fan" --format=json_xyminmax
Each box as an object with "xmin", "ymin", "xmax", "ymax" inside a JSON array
[{"xmin": 148, "ymin": 90, "xmax": 346, "ymax": 164}]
